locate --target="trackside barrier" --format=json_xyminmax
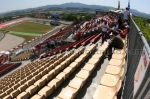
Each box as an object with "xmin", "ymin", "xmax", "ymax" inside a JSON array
[{"xmin": 121, "ymin": 14, "xmax": 150, "ymax": 99}]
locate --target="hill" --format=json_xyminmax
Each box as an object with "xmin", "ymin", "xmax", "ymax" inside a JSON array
[{"xmin": 0, "ymin": 3, "xmax": 150, "ymax": 19}]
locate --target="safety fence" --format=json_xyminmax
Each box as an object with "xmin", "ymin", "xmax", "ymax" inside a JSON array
[{"xmin": 122, "ymin": 15, "xmax": 150, "ymax": 99}]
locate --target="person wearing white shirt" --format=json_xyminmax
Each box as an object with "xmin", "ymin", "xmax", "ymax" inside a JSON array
[{"xmin": 101, "ymin": 21, "xmax": 110, "ymax": 44}]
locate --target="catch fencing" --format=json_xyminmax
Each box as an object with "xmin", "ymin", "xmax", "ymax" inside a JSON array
[{"xmin": 122, "ymin": 15, "xmax": 150, "ymax": 99}]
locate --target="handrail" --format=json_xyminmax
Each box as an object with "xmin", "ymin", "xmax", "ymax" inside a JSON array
[{"xmin": 130, "ymin": 14, "xmax": 150, "ymax": 58}]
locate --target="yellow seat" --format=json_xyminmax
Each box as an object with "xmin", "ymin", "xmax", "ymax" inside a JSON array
[
  {"xmin": 3, "ymin": 95, "xmax": 12, "ymax": 99},
  {"xmin": 56, "ymin": 72, "xmax": 66, "ymax": 82},
  {"xmin": 109, "ymin": 59, "xmax": 123, "ymax": 66},
  {"xmin": 92, "ymin": 53, "xmax": 103, "ymax": 59},
  {"xmin": 75, "ymin": 57, "xmax": 83, "ymax": 64},
  {"xmin": 105, "ymin": 65, "xmax": 122, "ymax": 75},
  {"xmin": 87, "ymin": 58, "xmax": 99, "ymax": 66},
  {"xmin": 93, "ymin": 85, "xmax": 116, "ymax": 99},
  {"xmin": 112, "ymin": 54, "xmax": 125, "ymax": 60},
  {"xmin": 82, "ymin": 63, "xmax": 96, "ymax": 73},
  {"xmin": 25, "ymin": 78, "xmax": 35, "ymax": 87},
  {"xmin": 34, "ymin": 79, "xmax": 46, "ymax": 88},
  {"xmin": 63, "ymin": 67, "xmax": 73, "ymax": 78},
  {"xmin": 69, "ymin": 77, "xmax": 84, "ymax": 90},
  {"xmin": 76, "ymin": 70, "xmax": 89, "ymax": 80},
  {"xmin": 0, "ymin": 92, "xmax": 7, "ymax": 99},
  {"xmin": 100, "ymin": 74, "xmax": 120, "ymax": 88},
  {"xmin": 17, "ymin": 84, "xmax": 28, "ymax": 92},
  {"xmin": 30, "ymin": 94, "xmax": 44, "ymax": 99},
  {"xmin": 38, "ymin": 86, "xmax": 54, "ymax": 98},
  {"xmin": 6, "ymin": 88, "xmax": 13, "ymax": 94},
  {"xmin": 55, "ymin": 66, "xmax": 61, "ymax": 75},
  {"xmin": 13, "ymin": 83, "xmax": 21, "ymax": 90},
  {"xmin": 69, "ymin": 62, "xmax": 79, "ymax": 69},
  {"xmin": 16, "ymin": 91, "xmax": 30, "ymax": 99},
  {"xmin": 47, "ymin": 79, "xmax": 61, "ymax": 89},
  {"xmin": 33, "ymin": 74, "xmax": 41, "ymax": 81},
  {"xmin": 10, "ymin": 89, "xmax": 20, "ymax": 98},
  {"xmin": 25, "ymin": 85, "xmax": 38, "ymax": 95},
  {"xmin": 58, "ymin": 86, "xmax": 77, "ymax": 99}
]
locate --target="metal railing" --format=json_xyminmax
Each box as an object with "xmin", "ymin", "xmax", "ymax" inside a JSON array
[{"xmin": 122, "ymin": 14, "xmax": 150, "ymax": 99}]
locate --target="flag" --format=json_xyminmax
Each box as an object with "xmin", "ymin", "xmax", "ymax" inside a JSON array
[
  {"xmin": 128, "ymin": 0, "xmax": 130, "ymax": 10},
  {"xmin": 118, "ymin": 0, "xmax": 120, "ymax": 10}
]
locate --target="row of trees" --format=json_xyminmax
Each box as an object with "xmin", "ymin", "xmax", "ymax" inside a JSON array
[
  {"xmin": 61, "ymin": 13, "xmax": 95, "ymax": 24},
  {"xmin": 134, "ymin": 16, "xmax": 150, "ymax": 44}
]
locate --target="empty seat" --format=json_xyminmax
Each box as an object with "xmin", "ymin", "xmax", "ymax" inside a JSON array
[
  {"xmin": 69, "ymin": 77, "xmax": 84, "ymax": 90},
  {"xmin": 112, "ymin": 54, "xmax": 125, "ymax": 60},
  {"xmin": 38, "ymin": 86, "xmax": 54, "ymax": 98},
  {"xmin": 0, "ymin": 92, "xmax": 7, "ymax": 98},
  {"xmin": 30, "ymin": 94, "xmax": 44, "ymax": 99},
  {"xmin": 25, "ymin": 85, "xmax": 38, "ymax": 95},
  {"xmin": 25, "ymin": 78, "xmax": 35, "ymax": 87},
  {"xmin": 3, "ymin": 95, "xmax": 12, "ymax": 99},
  {"xmin": 109, "ymin": 59, "xmax": 124, "ymax": 66},
  {"xmin": 6, "ymin": 88, "xmax": 13, "ymax": 94},
  {"xmin": 10, "ymin": 89, "xmax": 21, "ymax": 98},
  {"xmin": 17, "ymin": 84, "xmax": 28, "ymax": 92},
  {"xmin": 75, "ymin": 57, "xmax": 84, "ymax": 64},
  {"xmin": 82, "ymin": 63, "xmax": 96, "ymax": 73},
  {"xmin": 105, "ymin": 65, "xmax": 122, "ymax": 75},
  {"xmin": 16, "ymin": 92, "xmax": 30, "ymax": 99},
  {"xmin": 57, "ymin": 86, "xmax": 77, "ymax": 99},
  {"xmin": 63, "ymin": 67, "xmax": 73, "ymax": 78},
  {"xmin": 93, "ymin": 85, "xmax": 116, "ymax": 99},
  {"xmin": 69, "ymin": 62, "xmax": 79, "ymax": 69},
  {"xmin": 92, "ymin": 53, "xmax": 103, "ymax": 59},
  {"xmin": 76, "ymin": 70, "xmax": 90, "ymax": 80},
  {"xmin": 34, "ymin": 79, "xmax": 46, "ymax": 88},
  {"xmin": 47, "ymin": 79, "xmax": 61, "ymax": 89},
  {"xmin": 87, "ymin": 58, "xmax": 99, "ymax": 66},
  {"xmin": 56, "ymin": 72, "xmax": 66, "ymax": 82},
  {"xmin": 100, "ymin": 74, "xmax": 120, "ymax": 88}
]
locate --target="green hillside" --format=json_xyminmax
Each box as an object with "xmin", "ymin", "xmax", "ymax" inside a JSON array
[{"xmin": 134, "ymin": 16, "xmax": 150, "ymax": 44}]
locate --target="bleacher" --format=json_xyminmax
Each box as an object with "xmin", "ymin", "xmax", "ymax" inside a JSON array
[
  {"xmin": 11, "ymin": 50, "xmax": 33, "ymax": 62},
  {"xmin": 0, "ymin": 12, "xmax": 129, "ymax": 99},
  {"xmin": 0, "ymin": 63, "xmax": 21, "ymax": 77}
]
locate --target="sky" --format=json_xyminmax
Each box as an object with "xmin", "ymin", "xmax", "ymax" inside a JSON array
[{"xmin": 0, "ymin": 0, "xmax": 149, "ymax": 14}]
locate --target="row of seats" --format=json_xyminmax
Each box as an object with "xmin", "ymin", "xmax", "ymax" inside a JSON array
[
  {"xmin": 11, "ymin": 50, "xmax": 33, "ymax": 62},
  {"xmin": 10, "ymin": 48, "xmax": 83, "ymax": 99},
  {"xmin": 93, "ymin": 38, "xmax": 127, "ymax": 99},
  {"xmin": 30, "ymin": 45, "xmax": 96, "ymax": 99},
  {"xmin": 0, "ymin": 52, "xmax": 68, "ymax": 98},
  {"xmin": 47, "ymin": 34, "xmax": 100, "ymax": 58},
  {"xmin": 54, "ymin": 42, "xmax": 109, "ymax": 99},
  {"xmin": 0, "ymin": 63, "xmax": 21, "ymax": 77},
  {"xmin": 37, "ymin": 25, "xmax": 74, "ymax": 48}
]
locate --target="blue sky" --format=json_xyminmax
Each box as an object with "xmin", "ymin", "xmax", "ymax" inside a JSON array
[{"xmin": 0, "ymin": 0, "xmax": 149, "ymax": 14}]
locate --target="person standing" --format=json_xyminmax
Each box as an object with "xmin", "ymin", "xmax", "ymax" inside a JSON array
[
  {"xmin": 123, "ymin": 7, "xmax": 130, "ymax": 24},
  {"xmin": 101, "ymin": 21, "xmax": 110, "ymax": 44}
]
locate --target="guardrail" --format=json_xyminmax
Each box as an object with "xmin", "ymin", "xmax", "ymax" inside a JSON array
[{"xmin": 122, "ymin": 14, "xmax": 150, "ymax": 99}]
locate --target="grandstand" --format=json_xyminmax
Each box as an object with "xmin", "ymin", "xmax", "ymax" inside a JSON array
[{"xmin": 0, "ymin": 9, "xmax": 149, "ymax": 99}]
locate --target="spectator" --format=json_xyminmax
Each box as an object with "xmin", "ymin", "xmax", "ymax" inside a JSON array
[
  {"xmin": 123, "ymin": 7, "xmax": 130, "ymax": 24},
  {"xmin": 101, "ymin": 21, "xmax": 110, "ymax": 44},
  {"xmin": 107, "ymin": 33, "xmax": 124, "ymax": 60}
]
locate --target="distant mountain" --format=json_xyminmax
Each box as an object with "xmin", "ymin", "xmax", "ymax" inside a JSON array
[
  {"xmin": 131, "ymin": 9, "xmax": 150, "ymax": 19},
  {"xmin": 39, "ymin": 2, "xmax": 114, "ymax": 11},
  {"xmin": 0, "ymin": 2, "xmax": 150, "ymax": 19}
]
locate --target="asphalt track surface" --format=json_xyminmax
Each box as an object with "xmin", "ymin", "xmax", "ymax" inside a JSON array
[{"xmin": 0, "ymin": 34, "xmax": 25, "ymax": 51}]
